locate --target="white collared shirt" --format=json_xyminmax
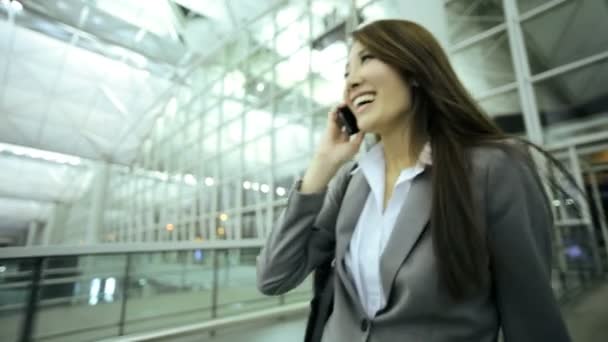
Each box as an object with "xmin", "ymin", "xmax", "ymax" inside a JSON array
[{"xmin": 344, "ymin": 142, "xmax": 431, "ymax": 318}]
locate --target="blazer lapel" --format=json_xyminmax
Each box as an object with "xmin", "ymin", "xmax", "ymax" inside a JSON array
[
  {"xmin": 379, "ymin": 170, "xmax": 433, "ymax": 305},
  {"xmin": 334, "ymin": 170, "xmax": 369, "ymax": 305}
]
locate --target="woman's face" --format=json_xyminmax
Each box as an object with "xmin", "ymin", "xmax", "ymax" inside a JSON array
[{"xmin": 343, "ymin": 41, "xmax": 413, "ymax": 135}]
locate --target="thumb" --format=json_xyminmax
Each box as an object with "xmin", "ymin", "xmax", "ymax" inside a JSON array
[{"xmin": 351, "ymin": 132, "xmax": 365, "ymax": 147}]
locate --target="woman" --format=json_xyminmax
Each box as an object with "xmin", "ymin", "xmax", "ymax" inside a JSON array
[{"xmin": 257, "ymin": 19, "xmax": 571, "ymax": 342}]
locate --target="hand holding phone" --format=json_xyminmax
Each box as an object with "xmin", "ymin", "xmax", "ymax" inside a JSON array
[{"xmin": 337, "ymin": 105, "xmax": 359, "ymax": 135}]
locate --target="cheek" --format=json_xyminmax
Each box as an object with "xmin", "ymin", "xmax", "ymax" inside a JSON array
[{"xmin": 386, "ymin": 81, "xmax": 412, "ymax": 112}]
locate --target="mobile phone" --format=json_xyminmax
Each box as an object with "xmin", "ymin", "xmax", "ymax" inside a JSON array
[{"xmin": 337, "ymin": 106, "xmax": 359, "ymax": 135}]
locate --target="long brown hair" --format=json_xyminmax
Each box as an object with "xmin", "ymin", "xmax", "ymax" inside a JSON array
[{"xmin": 351, "ymin": 19, "xmax": 567, "ymax": 299}]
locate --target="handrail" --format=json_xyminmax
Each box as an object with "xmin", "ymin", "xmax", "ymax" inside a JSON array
[
  {"xmin": 0, "ymin": 239, "xmax": 266, "ymax": 259},
  {"xmin": 98, "ymin": 302, "xmax": 310, "ymax": 342}
]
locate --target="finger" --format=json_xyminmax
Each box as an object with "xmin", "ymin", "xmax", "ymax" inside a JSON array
[{"xmin": 350, "ymin": 132, "xmax": 365, "ymax": 146}]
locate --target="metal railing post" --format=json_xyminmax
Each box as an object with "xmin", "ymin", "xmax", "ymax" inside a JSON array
[
  {"xmin": 118, "ymin": 254, "xmax": 132, "ymax": 336},
  {"xmin": 20, "ymin": 257, "xmax": 43, "ymax": 342}
]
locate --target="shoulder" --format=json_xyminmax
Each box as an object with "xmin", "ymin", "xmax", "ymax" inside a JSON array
[{"xmin": 468, "ymin": 140, "xmax": 532, "ymax": 176}]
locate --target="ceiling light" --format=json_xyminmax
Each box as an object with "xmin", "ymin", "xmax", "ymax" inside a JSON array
[
  {"xmin": 243, "ymin": 181, "xmax": 251, "ymax": 190},
  {"xmin": 204, "ymin": 177, "xmax": 215, "ymax": 186},
  {"xmin": 10, "ymin": 0, "xmax": 23, "ymax": 13},
  {"xmin": 184, "ymin": 174, "xmax": 197, "ymax": 185},
  {"xmin": 219, "ymin": 213, "xmax": 228, "ymax": 221},
  {"xmin": 0, "ymin": 143, "xmax": 81, "ymax": 165},
  {"xmin": 276, "ymin": 187, "xmax": 286, "ymax": 196},
  {"xmin": 260, "ymin": 184, "xmax": 270, "ymax": 193},
  {"xmin": 256, "ymin": 82, "xmax": 265, "ymax": 92},
  {"xmin": 251, "ymin": 182, "xmax": 260, "ymax": 191},
  {"xmin": 166, "ymin": 223, "xmax": 175, "ymax": 231}
]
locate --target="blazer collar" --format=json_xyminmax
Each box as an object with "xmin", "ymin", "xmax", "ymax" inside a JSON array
[
  {"xmin": 334, "ymin": 165, "xmax": 433, "ymax": 313},
  {"xmin": 379, "ymin": 170, "xmax": 432, "ymax": 306}
]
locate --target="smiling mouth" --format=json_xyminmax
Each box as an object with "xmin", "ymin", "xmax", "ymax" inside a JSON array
[{"xmin": 353, "ymin": 93, "xmax": 376, "ymax": 112}]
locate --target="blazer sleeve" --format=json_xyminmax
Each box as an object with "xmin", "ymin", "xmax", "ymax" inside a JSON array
[
  {"xmin": 256, "ymin": 161, "xmax": 354, "ymax": 296},
  {"xmin": 486, "ymin": 149, "xmax": 571, "ymax": 342}
]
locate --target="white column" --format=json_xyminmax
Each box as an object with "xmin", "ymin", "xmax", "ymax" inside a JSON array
[
  {"xmin": 42, "ymin": 202, "xmax": 57, "ymax": 245},
  {"xmin": 26, "ymin": 221, "xmax": 38, "ymax": 246},
  {"xmin": 503, "ymin": 0, "xmax": 544, "ymax": 144},
  {"xmin": 87, "ymin": 161, "xmax": 110, "ymax": 244}
]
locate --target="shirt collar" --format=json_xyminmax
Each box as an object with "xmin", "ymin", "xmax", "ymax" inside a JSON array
[{"xmin": 350, "ymin": 141, "xmax": 432, "ymax": 176}]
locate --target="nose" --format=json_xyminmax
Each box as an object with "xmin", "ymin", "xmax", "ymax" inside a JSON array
[{"xmin": 345, "ymin": 73, "xmax": 362, "ymax": 94}]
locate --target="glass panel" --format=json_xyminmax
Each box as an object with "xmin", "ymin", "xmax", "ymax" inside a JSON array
[
  {"xmin": 241, "ymin": 210, "xmax": 261, "ymax": 238},
  {"xmin": 245, "ymin": 106, "xmax": 273, "ymax": 141},
  {"xmin": 518, "ymin": 0, "xmax": 555, "ymax": 13},
  {"xmin": 534, "ymin": 58, "xmax": 608, "ymax": 143},
  {"xmin": 247, "ymin": 47, "xmax": 276, "ymax": 82},
  {"xmin": 559, "ymin": 224, "xmax": 597, "ymax": 289},
  {"xmin": 446, "ymin": 0, "xmax": 505, "ymax": 45},
  {"xmin": 275, "ymin": 120, "xmax": 311, "ymax": 163},
  {"xmin": 216, "ymin": 248, "xmax": 276, "ymax": 317},
  {"xmin": 202, "ymin": 132, "xmax": 218, "ymax": 158},
  {"xmin": 0, "ymin": 259, "xmax": 35, "ymax": 342},
  {"xmin": 244, "ymin": 135, "xmax": 272, "ymax": 171},
  {"xmin": 221, "ymin": 149, "xmax": 242, "ymax": 181},
  {"xmin": 124, "ymin": 251, "xmax": 213, "ymax": 334},
  {"xmin": 274, "ymin": 157, "xmax": 308, "ymax": 189},
  {"xmin": 522, "ymin": 0, "xmax": 608, "ymax": 74},
  {"xmin": 222, "ymin": 98, "xmax": 245, "ymax": 123},
  {"xmin": 477, "ymin": 90, "xmax": 524, "ymax": 134},
  {"xmin": 250, "ymin": 14, "xmax": 275, "ymax": 46},
  {"xmin": 276, "ymin": 48, "xmax": 310, "ymax": 89},
  {"xmin": 451, "ymin": 31, "xmax": 515, "ymax": 95},
  {"xmin": 311, "ymin": 40, "xmax": 346, "ymax": 108},
  {"xmin": 34, "ymin": 255, "xmax": 126, "ymax": 342},
  {"xmin": 201, "ymin": 102, "xmax": 220, "ymax": 133},
  {"xmin": 243, "ymin": 169, "xmax": 272, "ymax": 207},
  {"xmin": 275, "ymin": 2, "xmax": 307, "ymax": 34}
]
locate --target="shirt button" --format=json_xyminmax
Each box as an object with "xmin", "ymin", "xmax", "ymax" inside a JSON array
[{"xmin": 360, "ymin": 318, "xmax": 369, "ymax": 332}]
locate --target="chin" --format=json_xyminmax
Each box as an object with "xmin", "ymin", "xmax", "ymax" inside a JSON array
[{"xmin": 356, "ymin": 118, "xmax": 378, "ymax": 135}]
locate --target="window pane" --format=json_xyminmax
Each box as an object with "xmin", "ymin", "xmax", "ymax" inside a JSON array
[
  {"xmin": 522, "ymin": 0, "xmax": 608, "ymax": 74},
  {"xmin": 478, "ymin": 90, "xmax": 524, "ymax": 134},
  {"xmin": 533, "ymin": 58, "xmax": 608, "ymax": 142},
  {"xmin": 244, "ymin": 135, "xmax": 271, "ymax": 171},
  {"xmin": 451, "ymin": 31, "xmax": 515, "ymax": 94},
  {"xmin": 275, "ymin": 120, "xmax": 310, "ymax": 163},
  {"xmin": 518, "ymin": 0, "xmax": 554, "ymax": 13},
  {"xmin": 446, "ymin": 0, "xmax": 505, "ymax": 45},
  {"xmin": 245, "ymin": 106, "xmax": 273, "ymax": 141}
]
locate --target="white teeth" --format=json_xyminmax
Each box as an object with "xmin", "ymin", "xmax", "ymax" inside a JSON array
[{"xmin": 354, "ymin": 93, "xmax": 376, "ymax": 107}]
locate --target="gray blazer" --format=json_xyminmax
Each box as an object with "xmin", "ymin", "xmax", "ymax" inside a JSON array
[{"xmin": 257, "ymin": 145, "xmax": 571, "ymax": 342}]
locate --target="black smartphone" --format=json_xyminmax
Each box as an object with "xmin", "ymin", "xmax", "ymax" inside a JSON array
[{"xmin": 337, "ymin": 106, "xmax": 359, "ymax": 135}]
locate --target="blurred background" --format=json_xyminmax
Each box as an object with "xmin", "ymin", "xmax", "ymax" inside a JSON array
[{"xmin": 0, "ymin": 0, "xmax": 607, "ymax": 341}]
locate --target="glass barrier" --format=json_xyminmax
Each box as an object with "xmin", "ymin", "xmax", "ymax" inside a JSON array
[{"xmin": 0, "ymin": 246, "xmax": 311, "ymax": 342}]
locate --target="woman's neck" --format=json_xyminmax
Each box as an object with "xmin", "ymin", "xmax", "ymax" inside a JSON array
[{"xmin": 380, "ymin": 122, "xmax": 418, "ymax": 175}]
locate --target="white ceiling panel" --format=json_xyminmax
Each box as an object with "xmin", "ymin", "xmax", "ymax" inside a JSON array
[
  {"xmin": 53, "ymin": 74, "xmax": 99, "ymax": 101},
  {"xmin": 15, "ymin": 59, "xmax": 61, "ymax": 93},
  {"xmin": 38, "ymin": 123, "xmax": 81, "ymax": 155},
  {"xmin": 0, "ymin": 117, "xmax": 28, "ymax": 146}
]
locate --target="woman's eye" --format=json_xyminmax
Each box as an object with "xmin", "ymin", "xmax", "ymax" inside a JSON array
[{"xmin": 361, "ymin": 54, "xmax": 373, "ymax": 62}]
